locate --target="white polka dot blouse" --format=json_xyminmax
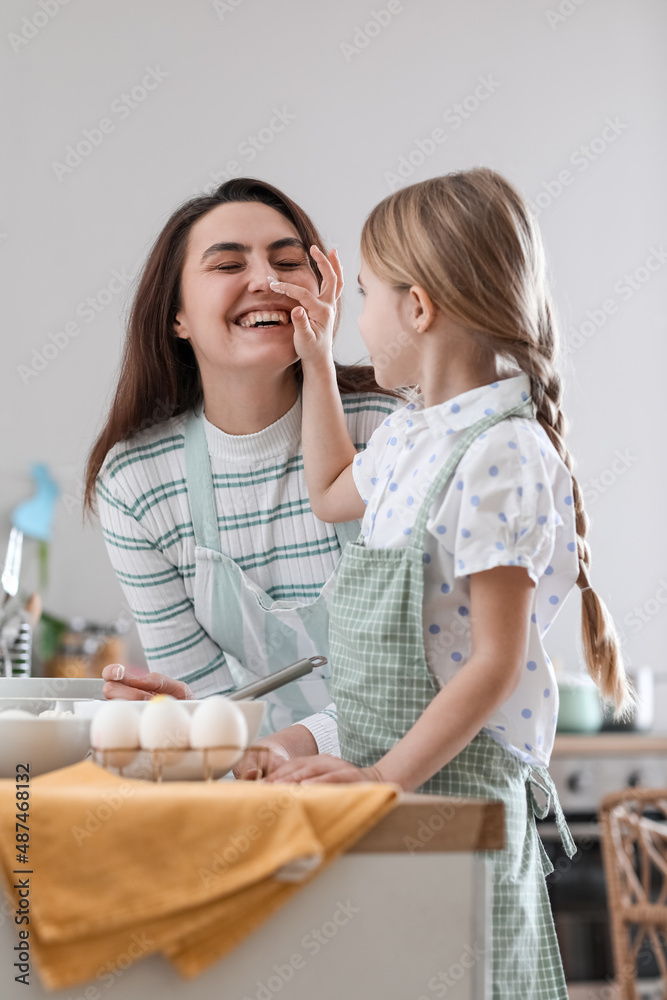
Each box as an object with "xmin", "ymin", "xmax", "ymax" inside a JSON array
[{"xmin": 352, "ymin": 373, "xmax": 579, "ymax": 767}]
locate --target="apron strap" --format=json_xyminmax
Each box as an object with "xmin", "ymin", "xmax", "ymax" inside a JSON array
[
  {"xmin": 529, "ymin": 766, "xmax": 577, "ymax": 858},
  {"xmin": 183, "ymin": 411, "xmax": 222, "ymax": 552},
  {"xmin": 333, "ymin": 520, "xmax": 362, "ymax": 551},
  {"xmin": 409, "ymin": 399, "xmax": 535, "ymax": 549}
]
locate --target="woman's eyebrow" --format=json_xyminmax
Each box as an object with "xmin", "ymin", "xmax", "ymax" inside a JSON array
[{"xmin": 200, "ymin": 237, "xmax": 306, "ymax": 263}]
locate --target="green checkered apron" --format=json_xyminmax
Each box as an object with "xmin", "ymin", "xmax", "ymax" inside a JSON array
[
  {"xmin": 183, "ymin": 411, "xmax": 358, "ymax": 735},
  {"xmin": 329, "ymin": 401, "xmax": 576, "ymax": 999}
]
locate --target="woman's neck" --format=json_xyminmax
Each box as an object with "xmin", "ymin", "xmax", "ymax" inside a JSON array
[{"xmin": 200, "ymin": 368, "xmax": 299, "ymax": 435}]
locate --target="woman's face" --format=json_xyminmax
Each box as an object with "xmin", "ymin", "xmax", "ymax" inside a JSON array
[{"xmin": 174, "ymin": 201, "xmax": 319, "ymax": 381}]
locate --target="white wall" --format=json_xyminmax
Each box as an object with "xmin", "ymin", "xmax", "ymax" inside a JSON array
[{"xmin": 2, "ymin": 0, "xmax": 666, "ymax": 710}]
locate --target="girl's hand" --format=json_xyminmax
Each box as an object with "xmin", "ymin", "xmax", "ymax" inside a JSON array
[
  {"xmin": 233, "ymin": 722, "xmax": 319, "ymax": 780},
  {"xmin": 268, "ymin": 245, "xmax": 343, "ymax": 367},
  {"xmin": 264, "ymin": 753, "xmax": 382, "ymax": 785},
  {"xmin": 101, "ymin": 663, "xmax": 194, "ymax": 701}
]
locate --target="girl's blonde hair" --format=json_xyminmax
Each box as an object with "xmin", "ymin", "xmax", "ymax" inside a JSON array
[{"xmin": 361, "ymin": 167, "xmax": 631, "ymax": 713}]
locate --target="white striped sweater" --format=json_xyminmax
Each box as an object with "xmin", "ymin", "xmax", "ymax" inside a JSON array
[{"xmin": 96, "ymin": 391, "xmax": 398, "ymax": 753}]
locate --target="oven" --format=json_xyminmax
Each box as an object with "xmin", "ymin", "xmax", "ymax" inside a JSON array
[{"xmin": 538, "ymin": 739, "xmax": 667, "ymax": 997}]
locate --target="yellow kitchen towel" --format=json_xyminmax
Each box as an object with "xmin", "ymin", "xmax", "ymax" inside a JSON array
[{"xmin": 0, "ymin": 760, "xmax": 398, "ymax": 989}]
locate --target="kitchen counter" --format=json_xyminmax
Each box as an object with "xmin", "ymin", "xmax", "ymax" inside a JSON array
[
  {"xmin": 1, "ymin": 794, "xmax": 503, "ymax": 1000},
  {"xmin": 553, "ymin": 732, "xmax": 667, "ymax": 756}
]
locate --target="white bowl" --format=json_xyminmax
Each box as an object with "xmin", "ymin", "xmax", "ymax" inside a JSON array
[
  {"xmin": 0, "ymin": 677, "xmax": 104, "ymax": 699},
  {"xmin": 0, "ymin": 677, "xmax": 105, "ymax": 714},
  {"xmin": 0, "ymin": 715, "xmax": 92, "ymax": 778}
]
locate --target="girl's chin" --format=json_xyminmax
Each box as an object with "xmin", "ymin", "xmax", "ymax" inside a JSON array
[{"xmin": 371, "ymin": 367, "xmax": 401, "ymax": 390}]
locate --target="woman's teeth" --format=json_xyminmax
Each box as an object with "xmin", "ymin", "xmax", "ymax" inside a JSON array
[{"xmin": 236, "ymin": 310, "xmax": 290, "ymax": 328}]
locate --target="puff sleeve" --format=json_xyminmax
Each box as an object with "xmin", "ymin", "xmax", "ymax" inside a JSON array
[{"xmin": 427, "ymin": 419, "xmax": 565, "ymax": 585}]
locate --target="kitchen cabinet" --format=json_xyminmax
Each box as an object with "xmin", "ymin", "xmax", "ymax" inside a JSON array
[{"xmin": 0, "ymin": 795, "xmax": 502, "ymax": 1000}]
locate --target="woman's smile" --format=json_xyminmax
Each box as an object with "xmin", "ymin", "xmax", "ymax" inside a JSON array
[{"xmin": 231, "ymin": 304, "xmax": 293, "ymax": 330}]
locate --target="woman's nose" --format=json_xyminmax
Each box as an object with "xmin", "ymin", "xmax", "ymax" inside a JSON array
[{"xmin": 245, "ymin": 256, "xmax": 273, "ymax": 292}]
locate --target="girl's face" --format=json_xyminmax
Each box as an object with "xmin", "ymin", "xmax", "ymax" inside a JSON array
[
  {"xmin": 174, "ymin": 201, "xmax": 319, "ymax": 380},
  {"xmin": 357, "ymin": 257, "xmax": 422, "ymax": 389}
]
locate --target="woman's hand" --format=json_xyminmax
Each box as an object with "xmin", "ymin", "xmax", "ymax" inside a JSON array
[
  {"xmin": 101, "ymin": 663, "xmax": 194, "ymax": 701},
  {"xmin": 268, "ymin": 245, "xmax": 343, "ymax": 367},
  {"xmin": 233, "ymin": 737, "xmax": 291, "ymax": 780},
  {"xmin": 264, "ymin": 753, "xmax": 382, "ymax": 785}
]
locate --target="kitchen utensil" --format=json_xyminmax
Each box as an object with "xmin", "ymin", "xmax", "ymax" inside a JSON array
[
  {"xmin": 24, "ymin": 592, "xmax": 42, "ymax": 627},
  {"xmin": 228, "ymin": 655, "xmax": 325, "ymax": 701},
  {"xmin": 1, "ymin": 527, "xmax": 23, "ymax": 605},
  {"xmin": 8, "ymin": 622, "xmax": 31, "ymax": 677}
]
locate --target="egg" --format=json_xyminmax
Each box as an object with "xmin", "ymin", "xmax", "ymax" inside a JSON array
[
  {"xmin": 90, "ymin": 701, "xmax": 140, "ymax": 768},
  {"xmin": 0, "ymin": 709, "xmax": 36, "ymax": 720},
  {"xmin": 139, "ymin": 695, "xmax": 191, "ymax": 753},
  {"xmin": 189, "ymin": 696, "xmax": 248, "ymax": 772}
]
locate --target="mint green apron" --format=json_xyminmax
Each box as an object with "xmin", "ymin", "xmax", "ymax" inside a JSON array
[
  {"xmin": 184, "ymin": 412, "xmax": 357, "ymax": 736},
  {"xmin": 329, "ymin": 401, "xmax": 575, "ymax": 999}
]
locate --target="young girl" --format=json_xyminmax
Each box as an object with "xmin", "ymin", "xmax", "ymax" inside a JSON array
[{"xmin": 263, "ymin": 168, "xmax": 631, "ymax": 998}]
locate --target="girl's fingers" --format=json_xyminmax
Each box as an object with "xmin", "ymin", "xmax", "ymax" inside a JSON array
[
  {"xmin": 270, "ymin": 246, "xmax": 341, "ymax": 311},
  {"xmin": 310, "ymin": 245, "xmax": 343, "ymax": 303},
  {"xmin": 265, "ymin": 760, "xmax": 319, "ymax": 783},
  {"xmin": 268, "ymin": 278, "xmax": 319, "ymax": 313},
  {"xmin": 302, "ymin": 772, "xmax": 351, "ymax": 784},
  {"xmin": 264, "ymin": 762, "xmax": 306, "ymax": 782},
  {"xmin": 266, "ymin": 755, "xmax": 351, "ymax": 783}
]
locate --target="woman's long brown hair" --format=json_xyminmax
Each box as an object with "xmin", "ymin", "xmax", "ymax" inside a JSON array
[
  {"xmin": 361, "ymin": 168, "xmax": 632, "ymax": 714},
  {"xmin": 84, "ymin": 178, "xmax": 397, "ymax": 513}
]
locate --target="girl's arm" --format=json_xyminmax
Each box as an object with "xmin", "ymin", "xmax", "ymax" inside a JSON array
[
  {"xmin": 368, "ymin": 565, "xmax": 534, "ymax": 791},
  {"xmin": 266, "ymin": 565, "xmax": 535, "ymax": 791},
  {"xmin": 300, "ymin": 359, "xmax": 365, "ymax": 522},
  {"xmin": 269, "ymin": 246, "xmax": 365, "ymax": 524}
]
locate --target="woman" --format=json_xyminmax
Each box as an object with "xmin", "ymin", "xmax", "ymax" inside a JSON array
[{"xmin": 84, "ymin": 178, "xmax": 400, "ymax": 766}]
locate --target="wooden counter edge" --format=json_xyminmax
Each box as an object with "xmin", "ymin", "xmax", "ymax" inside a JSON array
[
  {"xmin": 553, "ymin": 734, "xmax": 667, "ymax": 756},
  {"xmin": 347, "ymin": 795, "xmax": 504, "ymax": 853}
]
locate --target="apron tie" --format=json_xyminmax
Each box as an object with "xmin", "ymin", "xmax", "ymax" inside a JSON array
[{"xmin": 528, "ymin": 766, "xmax": 576, "ymax": 859}]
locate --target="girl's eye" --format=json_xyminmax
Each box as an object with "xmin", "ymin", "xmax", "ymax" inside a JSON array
[{"xmin": 357, "ymin": 287, "xmax": 366, "ymax": 296}]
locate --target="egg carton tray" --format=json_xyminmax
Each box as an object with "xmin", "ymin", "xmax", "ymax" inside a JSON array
[{"xmin": 91, "ymin": 743, "xmax": 274, "ymax": 782}]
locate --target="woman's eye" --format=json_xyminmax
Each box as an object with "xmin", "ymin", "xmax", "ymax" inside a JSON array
[
  {"xmin": 214, "ymin": 263, "xmax": 242, "ymax": 271},
  {"xmin": 275, "ymin": 260, "xmax": 305, "ymax": 269}
]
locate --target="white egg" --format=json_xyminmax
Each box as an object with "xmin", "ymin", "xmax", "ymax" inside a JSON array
[
  {"xmin": 190, "ymin": 696, "xmax": 248, "ymax": 773},
  {"xmin": 90, "ymin": 701, "xmax": 140, "ymax": 768},
  {"xmin": 139, "ymin": 696, "xmax": 191, "ymax": 752},
  {"xmin": 0, "ymin": 709, "xmax": 36, "ymax": 720}
]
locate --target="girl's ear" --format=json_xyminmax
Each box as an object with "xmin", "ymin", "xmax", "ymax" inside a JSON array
[{"xmin": 408, "ymin": 285, "xmax": 436, "ymax": 333}]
